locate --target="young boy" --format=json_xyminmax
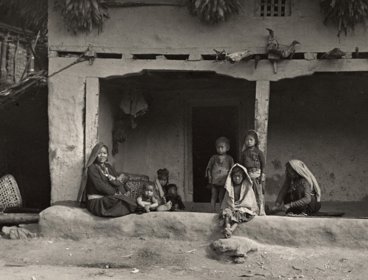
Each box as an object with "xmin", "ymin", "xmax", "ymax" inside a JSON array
[
  {"xmin": 240, "ymin": 130, "xmax": 266, "ymax": 216},
  {"xmin": 206, "ymin": 137, "xmax": 234, "ymax": 213},
  {"xmin": 136, "ymin": 183, "xmax": 159, "ymax": 213},
  {"xmin": 221, "ymin": 164, "xmax": 258, "ymax": 238},
  {"xmin": 165, "ymin": 184, "xmax": 185, "ymax": 211}
]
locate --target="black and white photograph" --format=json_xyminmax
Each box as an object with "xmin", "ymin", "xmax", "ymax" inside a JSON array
[{"xmin": 0, "ymin": 0, "xmax": 368, "ymax": 279}]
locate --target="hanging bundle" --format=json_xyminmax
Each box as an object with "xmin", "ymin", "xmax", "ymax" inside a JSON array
[
  {"xmin": 188, "ymin": 0, "xmax": 242, "ymax": 24},
  {"xmin": 321, "ymin": 0, "xmax": 368, "ymax": 37},
  {"xmin": 54, "ymin": 0, "xmax": 109, "ymax": 34}
]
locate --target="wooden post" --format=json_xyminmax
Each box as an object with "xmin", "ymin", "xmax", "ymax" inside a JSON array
[
  {"xmin": 85, "ymin": 77, "xmax": 100, "ymax": 165},
  {"xmin": 255, "ymin": 80, "xmax": 270, "ymax": 158}
]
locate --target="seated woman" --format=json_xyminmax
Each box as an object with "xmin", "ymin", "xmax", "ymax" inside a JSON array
[
  {"xmin": 273, "ymin": 159, "xmax": 321, "ymax": 216},
  {"xmin": 77, "ymin": 142, "xmax": 137, "ymax": 217},
  {"xmin": 221, "ymin": 164, "xmax": 259, "ymax": 238}
]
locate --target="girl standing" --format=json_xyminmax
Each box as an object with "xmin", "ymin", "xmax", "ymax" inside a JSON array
[{"xmin": 240, "ymin": 130, "xmax": 266, "ymax": 216}]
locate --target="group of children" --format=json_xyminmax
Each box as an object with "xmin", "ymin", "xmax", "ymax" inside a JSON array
[
  {"xmin": 206, "ymin": 130, "xmax": 266, "ymax": 216},
  {"xmin": 136, "ymin": 168, "xmax": 185, "ymax": 214},
  {"xmin": 135, "ymin": 129, "xmax": 265, "ymax": 238}
]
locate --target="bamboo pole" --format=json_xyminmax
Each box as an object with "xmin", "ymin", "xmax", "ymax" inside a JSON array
[{"xmin": 0, "ymin": 213, "xmax": 39, "ymax": 225}]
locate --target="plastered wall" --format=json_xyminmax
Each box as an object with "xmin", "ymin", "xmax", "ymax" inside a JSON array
[
  {"xmin": 266, "ymin": 74, "xmax": 368, "ymax": 202},
  {"xmin": 49, "ymin": 0, "xmax": 368, "ymax": 54}
]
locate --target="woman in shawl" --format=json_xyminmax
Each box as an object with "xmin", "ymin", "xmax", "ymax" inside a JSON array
[
  {"xmin": 273, "ymin": 159, "xmax": 321, "ymax": 216},
  {"xmin": 221, "ymin": 164, "xmax": 259, "ymax": 238},
  {"xmin": 77, "ymin": 142, "xmax": 137, "ymax": 217}
]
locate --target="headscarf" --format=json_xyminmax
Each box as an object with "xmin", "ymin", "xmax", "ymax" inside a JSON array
[
  {"xmin": 221, "ymin": 164, "xmax": 258, "ymax": 215},
  {"xmin": 77, "ymin": 142, "xmax": 107, "ymax": 204},
  {"xmin": 241, "ymin": 129, "xmax": 259, "ymax": 152},
  {"xmin": 288, "ymin": 159, "xmax": 322, "ymax": 202}
]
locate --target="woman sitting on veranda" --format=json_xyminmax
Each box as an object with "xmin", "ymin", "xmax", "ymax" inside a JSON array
[
  {"xmin": 272, "ymin": 159, "xmax": 321, "ymax": 216},
  {"xmin": 77, "ymin": 142, "xmax": 137, "ymax": 217}
]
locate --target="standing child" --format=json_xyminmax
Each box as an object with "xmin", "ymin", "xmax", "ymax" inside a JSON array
[
  {"xmin": 205, "ymin": 137, "xmax": 234, "ymax": 212},
  {"xmin": 240, "ymin": 130, "xmax": 266, "ymax": 216},
  {"xmin": 221, "ymin": 164, "xmax": 258, "ymax": 238},
  {"xmin": 136, "ymin": 182, "xmax": 159, "ymax": 213}
]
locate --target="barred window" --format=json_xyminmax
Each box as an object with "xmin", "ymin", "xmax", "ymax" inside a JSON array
[{"xmin": 256, "ymin": 0, "xmax": 291, "ymax": 17}]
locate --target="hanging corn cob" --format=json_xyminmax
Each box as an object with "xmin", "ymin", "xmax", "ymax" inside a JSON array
[
  {"xmin": 54, "ymin": 0, "xmax": 109, "ymax": 34},
  {"xmin": 188, "ymin": 0, "xmax": 242, "ymax": 24},
  {"xmin": 321, "ymin": 0, "xmax": 368, "ymax": 37}
]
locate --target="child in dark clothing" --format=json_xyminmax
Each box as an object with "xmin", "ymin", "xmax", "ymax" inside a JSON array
[
  {"xmin": 136, "ymin": 182, "xmax": 159, "ymax": 213},
  {"xmin": 240, "ymin": 130, "xmax": 266, "ymax": 216},
  {"xmin": 165, "ymin": 184, "xmax": 185, "ymax": 211}
]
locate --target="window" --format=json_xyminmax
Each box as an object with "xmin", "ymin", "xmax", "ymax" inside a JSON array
[{"xmin": 256, "ymin": 0, "xmax": 291, "ymax": 17}]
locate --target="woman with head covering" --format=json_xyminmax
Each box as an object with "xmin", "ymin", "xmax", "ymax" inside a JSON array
[
  {"xmin": 221, "ymin": 164, "xmax": 259, "ymax": 238},
  {"xmin": 77, "ymin": 142, "xmax": 137, "ymax": 217},
  {"xmin": 273, "ymin": 159, "xmax": 321, "ymax": 216}
]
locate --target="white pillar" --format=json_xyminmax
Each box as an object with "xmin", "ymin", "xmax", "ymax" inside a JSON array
[{"xmin": 255, "ymin": 80, "xmax": 270, "ymax": 158}]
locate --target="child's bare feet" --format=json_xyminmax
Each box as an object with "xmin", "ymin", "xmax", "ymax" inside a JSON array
[
  {"xmin": 144, "ymin": 206, "xmax": 150, "ymax": 213},
  {"xmin": 223, "ymin": 227, "xmax": 232, "ymax": 238}
]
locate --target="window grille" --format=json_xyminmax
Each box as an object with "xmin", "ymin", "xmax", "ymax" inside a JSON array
[{"xmin": 257, "ymin": 0, "xmax": 291, "ymax": 17}]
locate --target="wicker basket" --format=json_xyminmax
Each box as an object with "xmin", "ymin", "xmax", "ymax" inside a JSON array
[{"xmin": 0, "ymin": 174, "xmax": 22, "ymax": 209}]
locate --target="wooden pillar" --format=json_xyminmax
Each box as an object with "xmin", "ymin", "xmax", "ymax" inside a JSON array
[
  {"xmin": 255, "ymin": 80, "xmax": 270, "ymax": 157},
  {"xmin": 85, "ymin": 77, "xmax": 100, "ymax": 165}
]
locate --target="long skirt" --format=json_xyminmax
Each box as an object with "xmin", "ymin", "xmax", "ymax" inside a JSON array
[
  {"xmin": 86, "ymin": 194, "xmax": 137, "ymax": 217},
  {"xmin": 284, "ymin": 193, "xmax": 321, "ymax": 215}
]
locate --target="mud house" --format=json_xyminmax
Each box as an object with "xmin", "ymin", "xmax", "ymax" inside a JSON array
[{"xmin": 48, "ymin": 0, "xmax": 368, "ymax": 206}]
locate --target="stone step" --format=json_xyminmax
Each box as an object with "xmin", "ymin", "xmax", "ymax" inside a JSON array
[{"xmin": 39, "ymin": 205, "xmax": 368, "ymax": 249}]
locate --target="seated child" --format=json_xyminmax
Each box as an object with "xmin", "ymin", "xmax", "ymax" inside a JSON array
[
  {"xmin": 221, "ymin": 164, "xmax": 259, "ymax": 238},
  {"xmin": 136, "ymin": 183, "xmax": 159, "ymax": 213},
  {"xmin": 205, "ymin": 137, "xmax": 234, "ymax": 212},
  {"xmin": 154, "ymin": 168, "xmax": 172, "ymax": 211},
  {"xmin": 165, "ymin": 184, "xmax": 185, "ymax": 211},
  {"xmin": 240, "ymin": 130, "xmax": 266, "ymax": 216}
]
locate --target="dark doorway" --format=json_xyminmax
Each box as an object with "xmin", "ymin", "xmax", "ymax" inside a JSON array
[
  {"xmin": 192, "ymin": 106, "xmax": 239, "ymax": 202},
  {"xmin": 0, "ymin": 86, "xmax": 51, "ymax": 210}
]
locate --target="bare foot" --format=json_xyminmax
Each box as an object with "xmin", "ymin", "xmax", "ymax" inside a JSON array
[{"xmin": 223, "ymin": 227, "xmax": 232, "ymax": 239}]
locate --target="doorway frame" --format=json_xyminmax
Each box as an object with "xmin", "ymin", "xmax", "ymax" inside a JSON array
[{"xmin": 184, "ymin": 96, "xmax": 247, "ymax": 202}]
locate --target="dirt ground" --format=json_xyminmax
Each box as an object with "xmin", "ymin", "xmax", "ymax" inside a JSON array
[{"xmin": 0, "ymin": 234, "xmax": 367, "ymax": 280}]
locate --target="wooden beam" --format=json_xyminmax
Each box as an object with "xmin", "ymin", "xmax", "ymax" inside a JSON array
[
  {"xmin": 0, "ymin": 213, "xmax": 39, "ymax": 225},
  {"xmin": 254, "ymin": 80, "xmax": 270, "ymax": 158}
]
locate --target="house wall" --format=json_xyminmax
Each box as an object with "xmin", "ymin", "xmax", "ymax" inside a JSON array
[
  {"xmin": 47, "ymin": 0, "xmax": 368, "ymax": 203},
  {"xmin": 48, "ymin": 0, "xmax": 368, "ymax": 54},
  {"xmin": 266, "ymin": 74, "xmax": 368, "ymax": 202}
]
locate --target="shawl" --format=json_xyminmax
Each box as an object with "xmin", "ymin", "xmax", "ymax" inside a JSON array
[
  {"xmin": 154, "ymin": 178, "xmax": 165, "ymax": 199},
  {"xmin": 77, "ymin": 142, "xmax": 106, "ymax": 204},
  {"xmin": 221, "ymin": 164, "xmax": 258, "ymax": 215},
  {"xmin": 288, "ymin": 159, "xmax": 322, "ymax": 202}
]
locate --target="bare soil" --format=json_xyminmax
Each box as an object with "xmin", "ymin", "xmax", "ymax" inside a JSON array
[{"xmin": 0, "ymin": 235, "xmax": 367, "ymax": 280}]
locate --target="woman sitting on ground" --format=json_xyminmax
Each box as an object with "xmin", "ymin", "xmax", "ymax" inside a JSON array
[
  {"xmin": 272, "ymin": 159, "xmax": 321, "ymax": 216},
  {"xmin": 221, "ymin": 164, "xmax": 259, "ymax": 238},
  {"xmin": 77, "ymin": 142, "xmax": 137, "ymax": 217}
]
